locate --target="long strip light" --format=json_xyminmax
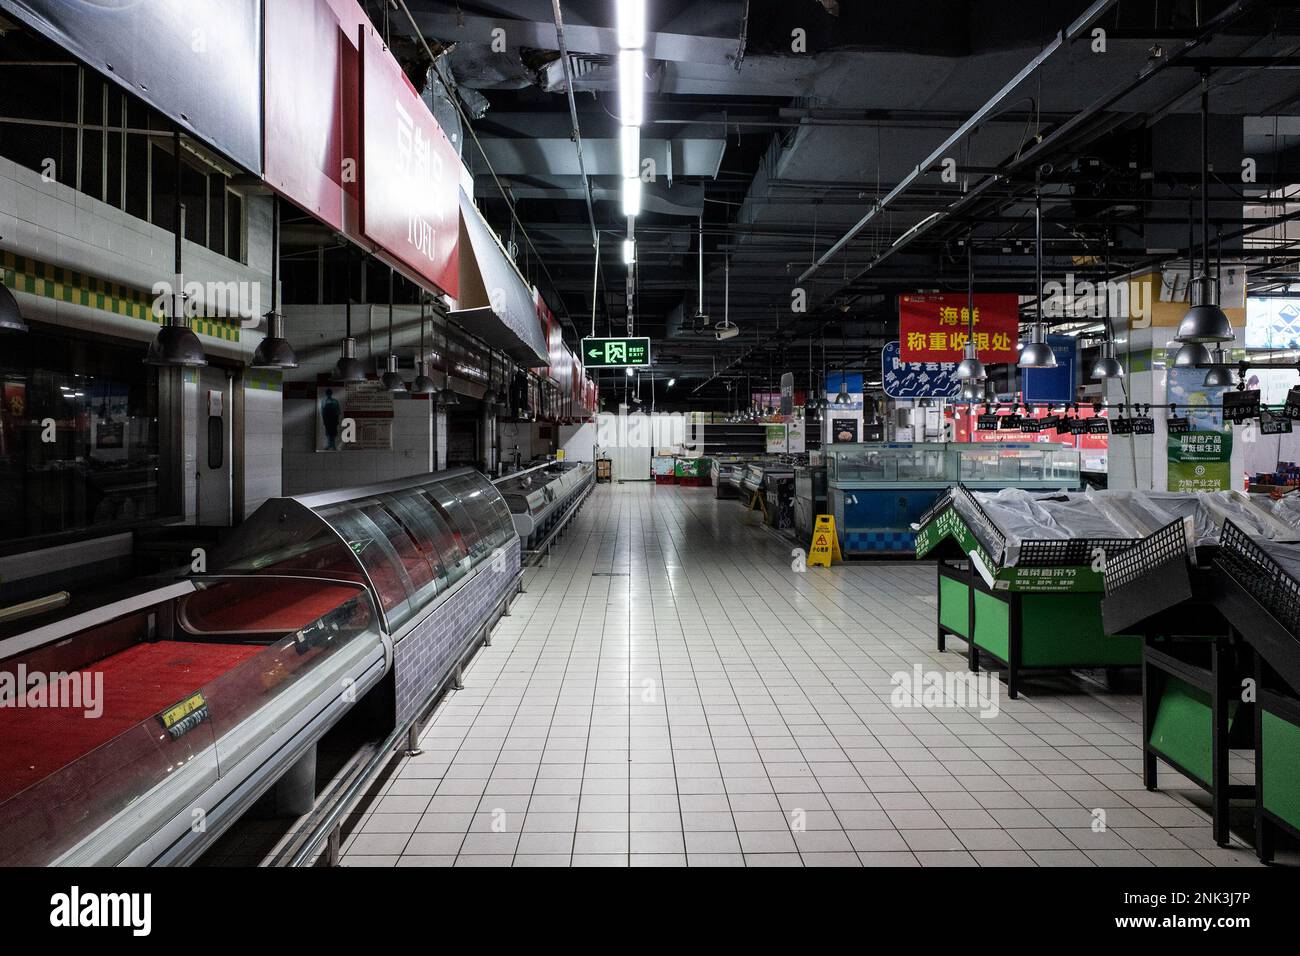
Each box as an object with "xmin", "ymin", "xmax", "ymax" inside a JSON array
[
  {"xmin": 618, "ymin": 50, "xmax": 644, "ymax": 128},
  {"xmin": 621, "ymin": 177, "xmax": 642, "ymax": 217},
  {"xmin": 618, "ymin": 0, "xmax": 645, "ymax": 334},
  {"xmin": 617, "ymin": 0, "xmax": 645, "ymax": 49},
  {"xmin": 620, "ymin": 125, "xmax": 640, "ymax": 180}
]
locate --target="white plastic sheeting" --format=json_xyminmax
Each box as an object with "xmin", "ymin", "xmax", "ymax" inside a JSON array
[{"xmin": 956, "ymin": 488, "xmax": 1300, "ymax": 566}]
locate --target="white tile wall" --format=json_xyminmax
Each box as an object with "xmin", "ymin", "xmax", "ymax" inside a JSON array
[
  {"xmin": 280, "ymin": 303, "xmax": 438, "ymax": 496},
  {"xmin": 0, "ymin": 153, "xmax": 282, "ymax": 523},
  {"xmin": 0, "ymin": 155, "xmax": 272, "ymax": 362}
]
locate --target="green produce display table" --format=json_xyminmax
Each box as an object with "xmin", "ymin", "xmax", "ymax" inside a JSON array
[
  {"xmin": 919, "ymin": 486, "xmax": 1142, "ymax": 699},
  {"xmin": 1102, "ymin": 518, "xmax": 1268, "ymax": 849},
  {"xmin": 1257, "ymin": 689, "xmax": 1300, "ymax": 862}
]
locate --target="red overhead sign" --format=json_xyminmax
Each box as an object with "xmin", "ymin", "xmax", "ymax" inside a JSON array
[
  {"xmin": 898, "ymin": 293, "xmax": 1020, "ymax": 363},
  {"xmin": 263, "ymin": 0, "xmax": 366, "ymax": 236},
  {"xmin": 360, "ymin": 24, "xmax": 460, "ymax": 298}
]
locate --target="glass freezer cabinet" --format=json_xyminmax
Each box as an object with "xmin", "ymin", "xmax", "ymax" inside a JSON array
[
  {"xmin": 0, "ymin": 468, "xmax": 518, "ymax": 866},
  {"xmin": 823, "ymin": 443, "xmax": 1081, "ymax": 554}
]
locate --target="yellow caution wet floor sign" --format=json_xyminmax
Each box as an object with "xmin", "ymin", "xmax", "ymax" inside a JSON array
[{"xmin": 808, "ymin": 515, "xmax": 842, "ymax": 568}]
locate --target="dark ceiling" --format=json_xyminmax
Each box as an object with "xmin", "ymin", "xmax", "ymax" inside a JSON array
[{"xmin": 375, "ymin": 0, "xmax": 1300, "ymax": 407}]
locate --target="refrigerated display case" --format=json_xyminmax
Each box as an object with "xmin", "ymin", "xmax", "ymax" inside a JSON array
[
  {"xmin": 824, "ymin": 442, "xmax": 1081, "ymax": 554},
  {"xmin": 0, "ymin": 468, "xmax": 520, "ymax": 866},
  {"xmin": 493, "ymin": 461, "xmax": 594, "ymax": 548}
]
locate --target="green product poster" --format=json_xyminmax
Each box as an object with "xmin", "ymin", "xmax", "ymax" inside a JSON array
[
  {"xmin": 1166, "ymin": 349, "xmax": 1233, "ymax": 493},
  {"xmin": 1167, "ymin": 430, "xmax": 1233, "ymax": 493}
]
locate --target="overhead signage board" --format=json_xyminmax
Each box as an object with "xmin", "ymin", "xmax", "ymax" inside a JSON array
[
  {"xmin": 582, "ymin": 337, "xmax": 651, "ymax": 368},
  {"xmin": 2, "ymin": 0, "xmax": 264, "ymax": 173},
  {"xmin": 898, "ymin": 293, "xmax": 1020, "ymax": 363},
  {"xmin": 360, "ymin": 23, "xmax": 461, "ymax": 298},
  {"xmin": 1022, "ymin": 335, "xmax": 1078, "ymax": 404},
  {"xmin": 264, "ymin": 0, "xmax": 368, "ymax": 235},
  {"xmin": 881, "ymin": 341, "xmax": 959, "ymax": 399}
]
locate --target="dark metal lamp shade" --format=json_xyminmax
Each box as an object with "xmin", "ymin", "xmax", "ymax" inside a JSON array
[
  {"xmin": 0, "ymin": 283, "xmax": 28, "ymax": 333},
  {"xmin": 381, "ymin": 354, "xmax": 407, "ymax": 392},
  {"xmin": 1176, "ymin": 279, "xmax": 1233, "ymax": 344},
  {"xmin": 1018, "ymin": 324, "xmax": 1056, "ymax": 369},
  {"xmin": 1173, "ymin": 342, "xmax": 1211, "ymax": 367},
  {"xmin": 1176, "ymin": 303, "xmax": 1234, "ymax": 344},
  {"xmin": 332, "ymin": 336, "xmax": 366, "ymax": 383},
  {"xmin": 955, "ymin": 341, "xmax": 985, "ymax": 381},
  {"xmin": 1090, "ymin": 340, "xmax": 1122, "ymax": 380},
  {"xmin": 144, "ymin": 322, "xmax": 207, "ymax": 367},
  {"xmin": 1202, "ymin": 349, "xmax": 1235, "ymax": 388},
  {"xmin": 410, "ymin": 360, "xmax": 438, "ymax": 395},
  {"xmin": 250, "ymin": 311, "xmax": 297, "ymax": 368}
]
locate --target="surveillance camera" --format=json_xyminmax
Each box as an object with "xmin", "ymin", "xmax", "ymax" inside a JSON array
[{"xmin": 715, "ymin": 324, "xmax": 740, "ymax": 341}]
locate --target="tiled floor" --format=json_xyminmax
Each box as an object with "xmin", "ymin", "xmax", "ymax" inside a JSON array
[{"xmin": 341, "ymin": 482, "xmax": 1286, "ymax": 868}]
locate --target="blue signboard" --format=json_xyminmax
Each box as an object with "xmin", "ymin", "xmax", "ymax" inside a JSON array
[
  {"xmin": 881, "ymin": 341, "xmax": 959, "ymax": 399},
  {"xmin": 1022, "ymin": 335, "xmax": 1078, "ymax": 404}
]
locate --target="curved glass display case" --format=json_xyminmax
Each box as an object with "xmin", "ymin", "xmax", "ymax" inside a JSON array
[
  {"xmin": 0, "ymin": 468, "xmax": 517, "ymax": 865},
  {"xmin": 210, "ymin": 468, "xmax": 516, "ymax": 635},
  {"xmin": 0, "ymin": 575, "xmax": 385, "ymax": 866},
  {"xmin": 494, "ymin": 462, "xmax": 594, "ymax": 546}
]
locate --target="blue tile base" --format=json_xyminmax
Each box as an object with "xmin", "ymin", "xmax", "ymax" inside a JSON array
[
  {"xmin": 843, "ymin": 530, "xmax": 917, "ymax": 553},
  {"xmin": 393, "ymin": 537, "xmax": 522, "ymax": 726}
]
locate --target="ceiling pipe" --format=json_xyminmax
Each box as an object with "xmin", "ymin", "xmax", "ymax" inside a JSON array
[
  {"xmin": 817, "ymin": 0, "xmax": 1263, "ymax": 305},
  {"xmin": 550, "ymin": 0, "xmax": 599, "ymax": 252},
  {"xmin": 796, "ymin": 0, "xmax": 1119, "ymax": 286}
]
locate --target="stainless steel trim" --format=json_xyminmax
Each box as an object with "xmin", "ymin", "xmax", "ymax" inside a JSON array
[
  {"xmin": 0, "ymin": 580, "xmax": 196, "ymax": 660},
  {"xmin": 289, "ymin": 466, "xmax": 480, "ymax": 510}
]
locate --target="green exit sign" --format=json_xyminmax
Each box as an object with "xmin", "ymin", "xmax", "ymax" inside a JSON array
[{"xmin": 582, "ymin": 337, "xmax": 651, "ymax": 368}]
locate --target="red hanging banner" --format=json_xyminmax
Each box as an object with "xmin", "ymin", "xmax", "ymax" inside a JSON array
[
  {"xmin": 898, "ymin": 293, "xmax": 1020, "ymax": 363},
  {"xmin": 360, "ymin": 23, "xmax": 461, "ymax": 298}
]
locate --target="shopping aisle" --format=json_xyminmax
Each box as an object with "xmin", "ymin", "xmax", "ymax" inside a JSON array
[{"xmin": 341, "ymin": 483, "xmax": 1272, "ymax": 868}]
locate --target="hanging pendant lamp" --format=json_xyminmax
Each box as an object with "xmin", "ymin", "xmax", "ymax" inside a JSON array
[
  {"xmin": 1091, "ymin": 233, "xmax": 1122, "ymax": 380},
  {"xmin": 411, "ymin": 298, "xmax": 437, "ymax": 395},
  {"xmin": 955, "ymin": 239, "xmax": 986, "ymax": 381},
  {"xmin": 1202, "ymin": 348, "xmax": 1235, "ymax": 388},
  {"xmin": 1018, "ymin": 188, "xmax": 1056, "ymax": 369},
  {"xmin": 438, "ymin": 322, "xmax": 460, "ymax": 406},
  {"xmin": 251, "ymin": 199, "xmax": 297, "ymax": 368},
  {"xmin": 1173, "ymin": 342, "xmax": 1212, "ymax": 367},
  {"xmin": 333, "ymin": 253, "xmax": 366, "ymax": 383},
  {"xmin": 1176, "ymin": 75, "xmax": 1233, "ymax": 345},
  {"xmin": 1091, "ymin": 340, "xmax": 1123, "ymax": 380},
  {"xmin": 146, "ymin": 130, "xmax": 206, "ymax": 367},
  {"xmin": 834, "ymin": 324, "xmax": 851, "ymax": 405},
  {"xmin": 380, "ymin": 268, "xmax": 406, "ymax": 392}
]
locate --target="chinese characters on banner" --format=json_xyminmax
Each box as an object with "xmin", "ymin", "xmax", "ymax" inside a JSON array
[
  {"xmin": 360, "ymin": 24, "xmax": 460, "ymax": 298},
  {"xmin": 1166, "ymin": 346, "xmax": 1233, "ymax": 492},
  {"xmin": 898, "ymin": 293, "xmax": 1020, "ymax": 363},
  {"xmin": 881, "ymin": 341, "xmax": 959, "ymax": 399}
]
